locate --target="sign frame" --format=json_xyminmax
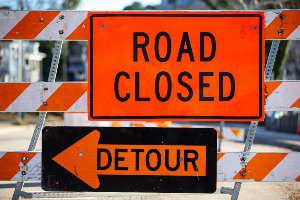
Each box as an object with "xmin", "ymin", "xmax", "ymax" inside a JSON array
[{"xmin": 88, "ymin": 12, "xmax": 264, "ymax": 121}]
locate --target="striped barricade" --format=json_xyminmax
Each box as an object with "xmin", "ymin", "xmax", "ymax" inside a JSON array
[
  {"xmin": 64, "ymin": 113, "xmax": 131, "ymax": 127},
  {"xmin": 0, "ymin": 81, "xmax": 299, "ymax": 112},
  {"xmin": 174, "ymin": 124, "xmax": 245, "ymax": 142},
  {"xmin": 1, "ymin": 10, "xmax": 300, "ymax": 40},
  {"xmin": 64, "ymin": 114, "xmax": 245, "ymax": 141},
  {"xmin": 132, "ymin": 122, "xmax": 245, "ymax": 142},
  {"xmin": 0, "ymin": 152, "xmax": 299, "ymax": 182}
]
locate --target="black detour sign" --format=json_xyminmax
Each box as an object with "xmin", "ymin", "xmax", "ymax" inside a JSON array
[{"xmin": 42, "ymin": 127, "xmax": 217, "ymax": 193}]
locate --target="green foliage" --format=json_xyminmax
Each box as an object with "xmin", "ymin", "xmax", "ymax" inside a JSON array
[
  {"xmin": 63, "ymin": 0, "xmax": 81, "ymax": 9},
  {"xmin": 124, "ymin": 1, "xmax": 157, "ymax": 10},
  {"xmin": 124, "ymin": 2, "xmax": 144, "ymax": 10},
  {"xmin": 145, "ymin": 5, "xmax": 157, "ymax": 10},
  {"xmin": 218, "ymin": 0, "xmax": 228, "ymax": 8},
  {"xmin": 203, "ymin": 0, "xmax": 217, "ymax": 9},
  {"xmin": 266, "ymin": 40, "xmax": 293, "ymax": 80}
]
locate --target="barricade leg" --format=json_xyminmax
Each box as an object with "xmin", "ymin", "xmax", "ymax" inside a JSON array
[
  {"xmin": 230, "ymin": 182, "xmax": 242, "ymax": 200},
  {"xmin": 224, "ymin": 40, "xmax": 281, "ymax": 200},
  {"xmin": 12, "ymin": 41, "xmax": 63, "ymax": 200}
]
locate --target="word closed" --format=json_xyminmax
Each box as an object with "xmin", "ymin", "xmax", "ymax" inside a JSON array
[
  {"xmin": 42, "ymin": 127, "xmax": 217, "ymax": 193},
  {"xmin": 88, "ymin": 12, "xmax": 264, "ymax": 121}
]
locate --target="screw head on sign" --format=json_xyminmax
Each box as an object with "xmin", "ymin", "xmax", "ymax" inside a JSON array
[
  {"xmin": 59, "ymin": 30, "xmax": 64, "ymax": 34},
  {"xmin": 42, "ymin": 102, "xmax": 47, "ymax": 106},
  {"xmin": 59, "ymin": 15, "xmax": 64, "ymax": 20},
  {"xmin": 39, "ymin": 17, "xmax": 44, "ymax": 22},
  {"xmin": 78, "ymin": 152, "xmax": 84, "ymax": 157},
  {"xmin": 21, "ymin": 171, "xmax": 26, "ymax": 175},
  {"xmin": 278, "ymin": 29, "xmax": 284, "ymax": 35}
]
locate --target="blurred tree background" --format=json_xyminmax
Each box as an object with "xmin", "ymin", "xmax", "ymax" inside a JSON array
[{"xmin": 124, "ymin": 2, "xmax": 157, "ymax": 10}]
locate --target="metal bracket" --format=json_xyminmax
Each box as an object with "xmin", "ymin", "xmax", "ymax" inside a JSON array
[
  {"xmin": 228, "ymin": 40, "xmax": 281, "ymax": 200},
  {"xmin": 18, "ymin": 189, "xmax": 224, "ymax": 199},
  {"xmin": 218, "ymin": 121, "xmax": 225, "ymax": 152},
  {"xmin": 230, "ymin": 182, "xmax": 242, "ymax": 200},
  {"xmin": 265, "ymin": 41, "xmax": 280, "ymax": 82},
  {"xmin": 29, "ymin": 41, "xmax": 62, "ymax": 152},
  {"xmin": 220, "ymin": 182, "xmax": 242, "ymax": 200},
  {"xmin": 220, "ymin": 186, "xmax": 234, "ymax": 195},
  {"xmin": 12, "ymin": 41, "xmax": 63, "ymax": 200}
]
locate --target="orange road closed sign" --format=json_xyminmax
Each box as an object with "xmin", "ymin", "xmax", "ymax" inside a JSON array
[{"xmin": 88, "ymin": 12, "xmax": 264, "ymax": 121}]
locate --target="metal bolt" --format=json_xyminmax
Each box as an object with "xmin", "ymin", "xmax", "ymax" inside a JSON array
[
  {"xmin": 279, "ymin": 14, "xmax": 285, "ymax": 19},
  {"xmin": 42, "ymin": 102, "xmax": 47, "ymax": 106},
  {"xmin": 253, "ymin": 25, "xmax": 257, "ymax": 30},
  {"xmin": 22, "ymin": 157, "xmax": 29, "ymax": 161},
  {"xmin": 59, "ymin": 30, "xmax": 64, "ymax": 34},
  {"xmin": 240, "ymin": 171, "xmax": 246, "ymax": 177},
  {"xmin": 101, "ymin": 24, "xmax": 105, "ymax": 28},
  {"xmin": 39, "ymin": 17, "xmax": 44, "ymax": 22},
  {"xmin": 278, "ymin": 29, "xmax": 284, "ymax": 35},
  {"xmin": 78, "ymin": 152, "xmax": 84, "ymax": 157},
  {"xmin": 59, "ymin": 15, "xmax": 64, "ymax": 20},
  {"xmin": 21, "ymin": 171, "xmax": 26, "ymax": 175}
]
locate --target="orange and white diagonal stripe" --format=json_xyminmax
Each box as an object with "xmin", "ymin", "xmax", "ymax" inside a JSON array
[
  {"xmin": 265, "ymin": 10, "xmax": 300, "ymax": 40},
  {"xmin": 0, "ymin": 152, "xmax": 299, "ymax": 182},
  {"xmin": 0, "ymin": 10, "xmax": 88, "ymax": 40},
  {"xmin": 0, "ymin": 10, "xmax": 299, "ymax": 40},
  {"xmin": 0, "ymin": 81, "xmax": 299, "ymax": 112},
  {"xmin": 0, "ymin": 152, "xmax": 40, "ymax": 181},
  {"xmin": 265, "ymin": 81, "xmax": 300, "ymax": 111},
  {"xmin": 218, "ymin": 152, "xmax": 300, "ymax": 182},
  {"xmin": 0, "ymin": 82, "xmax": 87, "ymax": 112}
]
